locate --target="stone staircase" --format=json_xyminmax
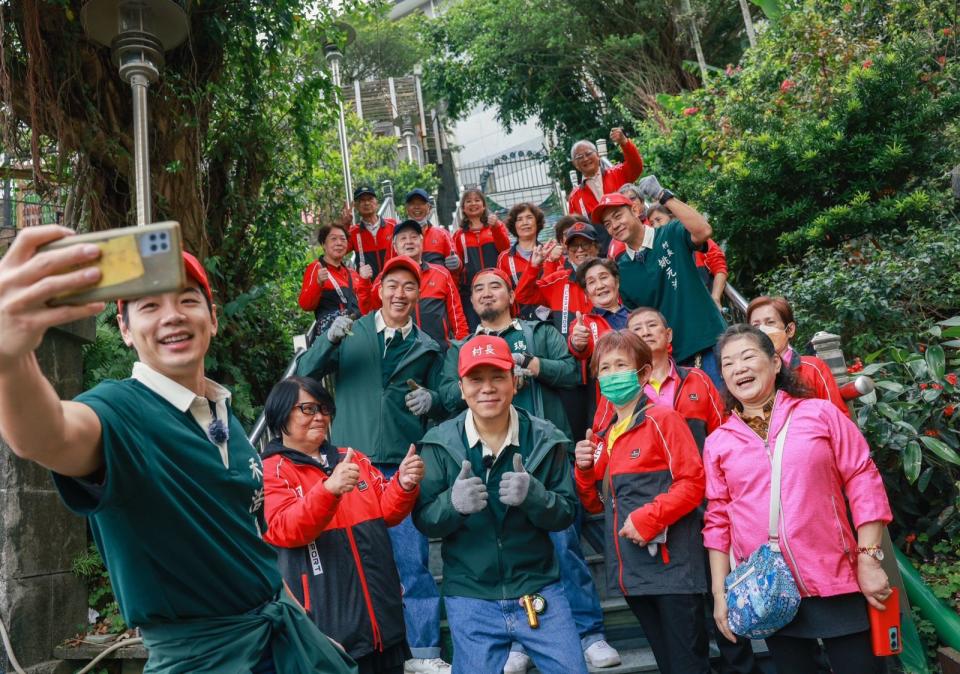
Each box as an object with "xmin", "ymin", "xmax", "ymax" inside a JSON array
[{"xmin": 428, "ymin": 514, "xmax": 773, "ymax": 673}]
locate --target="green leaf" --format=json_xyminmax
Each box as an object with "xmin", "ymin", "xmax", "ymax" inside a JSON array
[
  {"xmin": 861, "ymin": 362, "xmax": 891, "ymax": 377},
  {"xmin": 918, "ymin": 467, "xmax": 934, "ymax": 492},
  {"xmin": 749, "ymin": 0, "xmax": 782, "ymax": 20},
  {"xmin": 905, "ymin": 358, "xmax": 929, "ymax": 380},
  {"xmin": 877, "ymin": 402, "xmax": 901, "ymax": 421},
  {"xmin": 926, "ymin": 345, "xmax": 946, "ymax": 380},
  {"xmin": 938, "ymin": 316, "xmax": 960, "ymax": 327},
  {"xmin": 903, "ymin": 441, "xmax": 921, "ymax": 483},
  {"xmin": 922, "ymin": 388, "xmax": 942, "ymax": 403},
  {"xmin": 919, "ymin": 435, "xmax": 960, "ymax": 466},
  {"xmin": 875, "ymin": 380, "xmax": 904, "ymax": 393}
]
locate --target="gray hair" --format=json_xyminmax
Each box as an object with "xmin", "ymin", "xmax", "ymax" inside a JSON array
[
  {"xmin": 570, "ymin": 140, "xmax": 597, "ymax": 162},
  {"xmin": 618, "ymin": 183, "xmax": 641, "ymax": 199}
]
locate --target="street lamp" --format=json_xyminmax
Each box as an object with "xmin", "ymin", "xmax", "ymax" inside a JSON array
[
  {"xmin": 395, "ymin": 114, "xmax": 422, "ymax": 166},
  {"xmin": 323, "ymin": 22, "xmax": 356, "ymax": 208},
  {"xmin": 81, "ymin": 0, "xmax": 188, "ymax": 226}
]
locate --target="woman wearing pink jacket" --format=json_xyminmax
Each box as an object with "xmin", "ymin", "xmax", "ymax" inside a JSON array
[{"xmin": 703, "ymin": 324, "xmax": 893, "ymax": 674}]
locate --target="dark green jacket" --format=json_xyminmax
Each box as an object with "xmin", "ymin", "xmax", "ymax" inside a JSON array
[
  {"xmin": 413, "ymin": 408, "xmax": 576, "ymax": 600},
  {"xmin": 438, "ymin": 320, "xmax": 578, "ymax": 441},
  {"xmin": 296, "ymin": 313, "xmax": 444, "ymax": 465}
]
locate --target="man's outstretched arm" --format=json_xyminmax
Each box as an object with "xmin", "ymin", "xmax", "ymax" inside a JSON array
[{"xmin": 0, "ymin": 225, "xmax": 105, "ymax": 476}]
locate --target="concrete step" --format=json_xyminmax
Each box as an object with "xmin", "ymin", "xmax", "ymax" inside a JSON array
[{"xmin": 530, "ymin": 647, "xmax": 659, "ymax": 673}]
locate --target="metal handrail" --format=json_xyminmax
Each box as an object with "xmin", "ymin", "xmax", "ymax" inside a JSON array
[
  {"xmin": 378, "ymin": 180, "xmax": 397, "ymax": 222},
  {"xmin": 247, "ymin": 321, "xmax": 316, "ymax": 451},
  {"xmin": 722, "ymin": 281, "xmax": 749, "ymax": 324}
]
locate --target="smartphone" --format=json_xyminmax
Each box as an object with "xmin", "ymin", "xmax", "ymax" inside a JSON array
[
  {"xmin": 869, "ymin": 586, "xmax": 902, "ymax": 656},
  {"xmin": 38, "ymin": 222, "xmax": 185, "ymax": 306}
]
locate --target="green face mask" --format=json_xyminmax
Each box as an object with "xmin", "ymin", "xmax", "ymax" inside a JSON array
[{"xmin": 598, "ymin": 369, "xmax": 641, "ymax": 407}]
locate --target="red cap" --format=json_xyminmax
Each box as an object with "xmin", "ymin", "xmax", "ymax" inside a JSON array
[
  {"xmin": 590, "ymin": 192, "xmax": 634, "ymax": 224},
  {"xmin": 380, "ymin": 255, "xmax": 422, "ymax": 283},
  {"xmin": 458, "ymin": 335, "xmax": 515, "ymax": 377},
  {"xmin": 471, "ymin": 267, "xmax": 512, "ymax": 288},
  {"xmin": 117, "ymin": 251, "xmax": 211, "ymax": 312}
]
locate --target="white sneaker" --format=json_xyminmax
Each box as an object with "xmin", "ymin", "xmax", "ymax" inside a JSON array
[
  {"xmin": 503, "ymin": 650, "xmax": 533, "ymax": 673},
  {"xmin": 583, "ymin": 640, "xmax": 622, "ymax": 668},
  {"xmin": 405, "ymin": 657, "xmax": 452, "ymax": 674}
]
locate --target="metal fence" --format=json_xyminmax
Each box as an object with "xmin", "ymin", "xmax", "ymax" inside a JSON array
[{"xmin": 456, "ymin": 152, "xmax": 565, "ymax": 227}]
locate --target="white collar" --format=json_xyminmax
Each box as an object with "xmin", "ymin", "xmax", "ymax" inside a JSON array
[
  {"xmin": 475, "ymin": 319, "xmax": 523, "ymax": 336},
  {"xmin": 624, "ymin": 225, "xmax": 656, "ymax": 260},
  {"xmin": 131, "ymin": 361, "xmax": 231, "ymax": 412},
  {"xmin": 375, "ymin": 310, "xmax": 413, "ymax": 340},
  {"xmin": 465, "ymin": 406, "xmax": 520, "ymax": 459}
]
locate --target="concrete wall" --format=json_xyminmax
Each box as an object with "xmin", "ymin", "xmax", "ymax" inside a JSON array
[{"xmin": 0, "ymin": 320, "xmax": 94, "ymax": 672}]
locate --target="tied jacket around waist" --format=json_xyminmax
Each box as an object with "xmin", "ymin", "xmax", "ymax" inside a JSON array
[
  {"xmin": 262, "ymin": 440, "xmax": 416, "ymax": 660},
  {"xmin": 702, "ymin": 391, "xmax": 892, "ymax": 597},
  {"xmin": 575, "ymin": 399, "xmax": 707, "ymax": 597}
]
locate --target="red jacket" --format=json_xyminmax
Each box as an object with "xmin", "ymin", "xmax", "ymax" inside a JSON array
[
  {"xmin": 568, "ymin": 141, "xmax": 644, "ymax": 221},
  {"xmin": 348, "ymin": 217, "xmax": 397, "ymax": 279},
  {"xmin": 262, "ymin": 441, "xmax": 416, "ymax": 659},
  {"xmin": 694, "ymin": 239, "xmax": 727, "ymax": 290},
  {"xmin": 298, "ymin": 259, "xmax": 372, "ymax": 320},
  {"xmin": 516, "ymin": 261, "xmax": 593, "ymax": 382},
  {"xmin": 497, "ymin": 246, "xmax": 561, "ymax": 320},
  {"xmin": 422, "ymin": 223, "xmax": 456, "ymax": 266},
  {"xmin": 784, "ymin": 347, "xmax": 851, "ymax": 418},
  {"xmin": 575, "ymin": 401, "xmax": 706, "ymax": 596},
  {"xmin": 370, "ymin": 260, "xmax": 468, "ymax": 349},
  {"xmin": 454, "ymin": 221, "xmax": 511, "ymax": 288}
]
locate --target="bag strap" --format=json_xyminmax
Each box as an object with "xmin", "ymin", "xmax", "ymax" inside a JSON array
[{"xmin": 767, "ymin": 410, "xmax": 795, "ymax": 549}]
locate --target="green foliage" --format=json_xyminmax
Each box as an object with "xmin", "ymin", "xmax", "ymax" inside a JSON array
[
  {"xmin": 421, "ymin": 0, "xmax": 748, "ymax": 180},
  {"xmin": 756, "ymin": 220, "xmax": 960, "ymax": 355},
  {"xmin": 71, "ymin": 544, "xmax": 126, "ymax": 635},
  {"xmin": 626, "ymin": 0, "xmax": 960, "ymax": 279},
  {"xmin": 851, "ymin": 321, "xmax": 960, "ymax": 544},
  {"xmin": 341, "ymin": 3, "xmax": 430, "ymax": 82},
  {"xmin": 82, "ymin": 307, "xmax": 137, "ymax": 390},
  {"xmin": 909, "ymin": 536, "xmax": 960, "ymax": 663}
]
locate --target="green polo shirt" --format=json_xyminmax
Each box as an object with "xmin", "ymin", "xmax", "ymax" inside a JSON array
[
  {"xmin": 52, "ymin": 370, "xmax": 281, "ymax": 628},
  {"xmin": 616, "ymin": 220, "xmax": 727, "ymax": 362}
]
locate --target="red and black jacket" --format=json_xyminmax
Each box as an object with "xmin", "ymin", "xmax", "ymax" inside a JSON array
[
  {"xmin": 575, "ymin": 400, "xmax": 706, "ymax": 597},
  {"xmin": 348, "ymin": 217, "xmax": 397, "ymax": 278},
  {"xmin": 567, "ymin": 141, "xmax": 644, "ymax": 221},
  {"xmin": 592, "ymin": 364, "xmax": 725, "ymax": 453},
  {"xmin": 454, "ymin": 221, "xmax": 511, "ymax": 289},
  {"xmin": 262, "ymin": 440, "xmax": 416, "ymax": 660},
  {"xmin": 298, "ymin": 259, "xmax": 372, "ymax": 324},
  {"xmin": 422, "ymin": 223, "xmax": 455, "ymax": 266},
  {"xmin": 370, "ymin": 260, "xmax": 468, "ymax": 350},
  {"xmin": 516, "ymin": 260, "xmax": 593, "ymax": 382}
]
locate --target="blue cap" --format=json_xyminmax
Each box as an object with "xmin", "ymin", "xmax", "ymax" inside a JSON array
[
  {"xmin": 405, "ymin": 188, "xmax": 431, "ymax": 203},
  {"xmin": 564, "ymin": 221, "xmax": 599, "ymax": 243},
  {"xmin": 353, "ymin": 185, "xmax": 377, "ymax": 200},
  {"xmin": 393, "ymin": 219, "xmax": 424, "ymax": 238}
]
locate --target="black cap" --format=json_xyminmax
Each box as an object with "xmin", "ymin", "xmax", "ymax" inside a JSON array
[
  {"xmin": 564, "ymin": 221, "xmax": 599, "ymax": 243},
  {"xmin": 393, "ymin": 219, "xmax": 423, "ymax": 238},
  {"xmin": 405, "ymin": 188, "xmax": 431, "ymax": 203},
  {"xmin": 353, "ymin": 185, "xmax": 377, "ymax": 200}
]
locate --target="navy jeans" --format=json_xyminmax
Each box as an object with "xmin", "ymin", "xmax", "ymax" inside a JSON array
[
  {"xmin": 681, "ymin": 346, "xmax": 723, "ymax": 390},
  {"xmin": 444, "ymin": 582, "xmax": 588, "ymax": 674},
  {"xmin": 376, "ymin": 463, "xmax": 442, "ymax": 659},
  {"xmin": 511, "ymin": 498, "xmax": 605, "ymax": 655}
]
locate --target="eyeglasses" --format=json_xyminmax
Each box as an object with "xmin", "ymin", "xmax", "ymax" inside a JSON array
[
  {"xmin": 566, "ymin": 240, "xmax": 596, "ymax": 251},
  {"xmin": 293, "ymin": 402, "xmax": 333, "ymax": 416},
  {"xmin": 573, "ymin": 151, "xmax": 596, "ymax": 163}
]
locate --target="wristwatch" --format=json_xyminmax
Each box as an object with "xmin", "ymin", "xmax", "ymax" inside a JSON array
[
  {"xmin": 658, "ymin": 189, "xmax": 675, "ymax": 206},
  {"xmin": 858, "ymin": 545, "xmax": 884, "ymax": 562}
]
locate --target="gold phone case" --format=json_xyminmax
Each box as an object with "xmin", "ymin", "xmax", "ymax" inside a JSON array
[{"xmin": 39, "ymin": 222, "xmax": 186, "ymax": 306}]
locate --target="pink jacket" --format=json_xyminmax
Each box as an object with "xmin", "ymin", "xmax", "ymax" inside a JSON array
[{"xmin": 702, "ymin": 391, "xmax": 892, "ymax": 597}]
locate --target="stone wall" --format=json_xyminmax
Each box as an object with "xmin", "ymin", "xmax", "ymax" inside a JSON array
[{"xmin": 0, "ymin": 320, "xmax": 95, "ymax": 672}]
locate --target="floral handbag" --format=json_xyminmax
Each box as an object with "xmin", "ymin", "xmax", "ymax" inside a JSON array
[{"xmin": 724, "ymin": 412, "xmax": 802, "ymax": 639}]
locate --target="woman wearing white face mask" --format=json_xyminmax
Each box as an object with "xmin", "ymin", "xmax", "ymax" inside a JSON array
[
  {"xmin": 574, "ymin": 330, "xmax": 712, "ymax": 674},
  {"xmin": 747, "ymin": 295, "xmax": 850, "ymax": 417}
]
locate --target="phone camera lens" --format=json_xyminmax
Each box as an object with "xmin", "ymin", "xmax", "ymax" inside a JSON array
[
  {"xmin": 150, "ymin": 244, "xmax": 158, "ymax": 252},
  {"xmin": 149, "ymin": 234, "xmax": 157, "ymax": 241}
]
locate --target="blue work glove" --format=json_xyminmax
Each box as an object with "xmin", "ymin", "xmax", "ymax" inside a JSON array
[
  {"xmin": 404, "ymin": 387, "xmax": 433, "ymax": 416},
  {"xmin": 636, "ymin": 175, "xmax": 664, "ymax": 202},
  {"xmin": 326, "ymin": 314, "xmax": 354, "ymax": 344},
  {"xmin": 444, "ymin": 253, "xmax": 461, "ymax": 270}
]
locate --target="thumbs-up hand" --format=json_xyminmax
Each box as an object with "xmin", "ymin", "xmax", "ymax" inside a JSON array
[
  {"xmin": 398, "ymin": 444, "xmax": 425, "ymax": 491},
  {"xmin": 570, "ymin": 311, "xmax": 591, "ymax": 352},
  {"xmin": 575, "ymin": 429, "xmax": 598, "ymax": 470},
  {"xmin": 451, "ymin": 460, "xmax": 488, "ymax": 515},
  {"xmin": 315, "ymin": 265, "xmax": 330, "ymax": 285},
  {"xmin": 325, "ymin": 448, "xmax": 361, "ymax": 496},
  {"xmin": 499, "ymin": 453, "xmax": 532, "ymax": 506}
]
